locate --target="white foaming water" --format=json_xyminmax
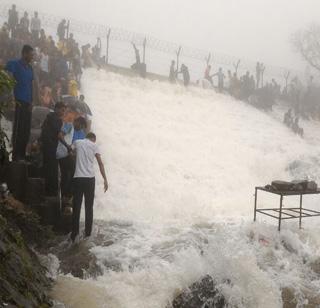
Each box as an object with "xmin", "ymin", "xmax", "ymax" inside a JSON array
[{"xmin": 52, "ymin": 69, "xmax": 320, "ymax": 308}]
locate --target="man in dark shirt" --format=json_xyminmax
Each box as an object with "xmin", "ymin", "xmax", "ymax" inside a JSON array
[
  {"xmin": 5, "ymin": 45, "xmax": 34, "ymax": 161},
  {"xmin": 41, "ymin": 102, "xmax": 70, "ymax": 196},
  {"xmin": 57, "ymin": 19, "xmax": 67, "ymax": 41}
]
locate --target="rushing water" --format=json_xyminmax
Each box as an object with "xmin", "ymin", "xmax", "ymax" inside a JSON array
[{"xmin": 51, "ymin": 69, "xmax": 320, "ymax": 308}]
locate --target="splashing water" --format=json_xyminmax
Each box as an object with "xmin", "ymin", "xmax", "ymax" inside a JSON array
[{"xmin": 51, "ymin": 69, "xmax": 320, "ymax": 308}]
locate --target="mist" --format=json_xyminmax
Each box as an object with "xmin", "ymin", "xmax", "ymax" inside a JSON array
[
  {"xmin": 8, "ymin": 0, "xmax": 320, "ymax": 71},
  {"xmin": 3, "ymin": 0, "xmax": 320, "ymax": 307}
]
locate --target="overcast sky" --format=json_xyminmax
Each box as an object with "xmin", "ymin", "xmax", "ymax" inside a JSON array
[{"xmin": 8, "ymin": 0, "xmax": 320, "ymax": 70}]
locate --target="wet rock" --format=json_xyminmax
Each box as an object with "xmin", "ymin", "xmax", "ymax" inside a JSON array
[
  {"xmin": 309, "ymin": 258, "xmax": 320, "ymax": 275},
  {"xmin": 0, "ymin": 201, "xmax": 53, "ymax": 307},
  {"xmin": 171, "ymin": 275, "xmax": 226, "ymax": 308},
  {"xmin": 57, "ymin": 242, "xmax": 103, "ymax": 279},
  {"xmin": 303, "ymin": 288, "xmax": 320, "ymax": 307},
  {"xmin": 282, "ymin": 287, "xmax": 320, "ymax": 308},
  {"xmin": 0, "ymin": 196, "xmax": 55, "ymax": 248},
  {"xmin": 282, "ymin": 287, "xmax": 298, "ymax": 308}
]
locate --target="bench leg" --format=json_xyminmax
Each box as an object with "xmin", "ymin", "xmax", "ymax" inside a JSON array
[
  {"xmin": 278, "ymin": 195, "xmax": 283, "ymax": 231},
  {"xmin": 299, "ymin": 194, "xmax": 303, "ymax": 229},
  {"xmin": 254, "ymin": 188, "xmax": 258, "ymax": 222}
]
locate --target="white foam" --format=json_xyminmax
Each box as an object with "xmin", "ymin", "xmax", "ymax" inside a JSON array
[{"xmin": 52, "ymin": 69, "xmax": 320, "ymax": 307}]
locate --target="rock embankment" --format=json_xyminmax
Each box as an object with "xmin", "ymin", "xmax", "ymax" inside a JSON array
[{"xmin": 0, "ymin": 197, "xmax": 54, "ymax": 308}]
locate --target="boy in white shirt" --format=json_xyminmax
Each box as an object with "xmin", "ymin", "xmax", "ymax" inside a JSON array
[{"xmin": 71, "ymin": 133, "xmax": 108, "ymax": 242}]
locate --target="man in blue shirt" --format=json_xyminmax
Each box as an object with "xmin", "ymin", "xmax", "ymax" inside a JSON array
[{"xmin": 5, "ymin": 45, "xmax": 34, "ymax": 161}]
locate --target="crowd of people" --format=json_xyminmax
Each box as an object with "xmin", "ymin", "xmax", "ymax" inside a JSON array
[
  {"xmin": 167, "ymin": 59, "xmax": 320, "ymax": 137},
  {"xmin": 283, "ymin": 108, "xmax": 304, "ymax": 137},
  {"xmin": 1, "ymin": 3, "xmax": 318, "ymax": 240},
  {"xmin": 168, "ymin": 60, "xmax": 284, "ymax": 111},
  {"xmin": 168, "ymin": 57, "xmax": 319, "ymax": 136},
  {"xmin": 0, "ymin": 4, "xmax": 108, "ymax": 243}
]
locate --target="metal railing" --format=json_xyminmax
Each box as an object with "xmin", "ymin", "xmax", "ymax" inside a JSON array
[{"xmin": 0, "ymin": 2, "xmax": 303, "ymax": 83}]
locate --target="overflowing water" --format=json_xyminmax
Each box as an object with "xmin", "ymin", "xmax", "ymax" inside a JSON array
[{"xmin": 52, "ymin": 69, "xmax": 320, "ymax": 307}]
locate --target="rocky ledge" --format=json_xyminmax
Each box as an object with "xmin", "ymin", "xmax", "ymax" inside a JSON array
[{"xmin": 0, "ymin": 196, "xmax": 54, "ymax": 308}]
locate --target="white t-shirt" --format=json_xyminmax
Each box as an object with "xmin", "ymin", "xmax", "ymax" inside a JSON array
[{"xmin": 73, "ymin": 139, "xmax": 100, "ymax": 178}]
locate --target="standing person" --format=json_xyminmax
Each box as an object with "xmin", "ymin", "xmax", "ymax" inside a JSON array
[
  {"xmin": 227, "ymin": 70, "xmax": 233, "ymax": 94},
  {"xmin": 260, "ymin": 63, "xmax": 266, "ymax": 88},
  {"xmin": 130, "ymin": 43, "xmax": 146, "ymax": 77},
  {"xmin": 213, "ymin": 68, "xmax": 225, "ymax": 92},
  {"xmin": 39, "ymin": 47, "xmax": 49, "ymax": 85},
  {"xmin": 20, "ymin": 12, "xmax": 30, "ymax": 34},
  {"xmin": 169, "ymin": 60, "xmax": 176, "ymax": 83},
  {"xmin": 57, "ymin": 117, "xmax": 87, "ymax": 205},
  {"xmin": 71, "ymin": 133, "xmax": 108, "ymax": 242},
  {"xmin": 204, "ymin": 65, "xmax": 214, "ymax": 86},
  {"xmin": 67, "ymin": 33, "xmax": 76, "ymax": 52},
  {"xmin": 8, "ymin": 4, "xmax": 19, "ymax": 37},
  {"xmin": 256, "ymin": 62, "xmax": 261, "ymax": 89},
  {"xmin": 178, "ymin": 64, "xmax": 190, "ymax": 87},
  {"xmin": 57, "ymin": 19, "xmax": 67, "ymax": 41},
  {"xmin": 30, "ymin": 11, "xmax": 41, "ymax": 42},
  {"xmin": 132, "ymin": 42, "xmax": 141, "ymax": 66},
  {"xmin": 41, "ymin": 102, "xmax": 71, "ymax": 196},
  {"xmin": 5, "ymin": 45, "xmax": 34, "ymax": 161},
  {"xmin": 68, "ymin": 74, "xmax": 78, "ymax": 98},
  {"xmin": 72, "ymin": 52, "xmax": 82, "ymax": 83}
]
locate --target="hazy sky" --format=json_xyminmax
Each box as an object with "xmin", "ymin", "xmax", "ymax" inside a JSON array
[{"xmin": 8, "ymin": 0, "xmax": 320, "ymax": 70}]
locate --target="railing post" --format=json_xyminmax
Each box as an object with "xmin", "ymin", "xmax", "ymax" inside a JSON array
[
  {"xmin": 206, "ymin": 53, "xmax": 211, "ymax": 65},
  {"xmin": 66, "ymin": 20, "xmax": 70, "ymax": 40},
  {"xmin": 261, "ymin": 64, "xmax": 266, "ymax": 87},
  {"xmin": 106, "ymin": 28, "xmax": 111, "ymax": 65},
  {"xmin": 143, "ymin": 37, "xmax": 147, "ymax": 64},
  {"xmin": 176, "ymin": 46, "xmax": 182, "ymax": 72}
]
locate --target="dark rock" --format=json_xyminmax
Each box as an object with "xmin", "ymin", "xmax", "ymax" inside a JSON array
[
  {"xmin": 171, "ymin": 275, "xmax": 226, "ymax": 308},
  {"xmin": 37, "ymin": 197, "xmax": 61, "ymax": 227},
  {"xmin": 0, "ymin": 206, "xmax": 53, "ymax": 308},
  {"xmin": 6, "ymin": 162, "xmax": 28, "ymax": 201},
  {"xmin": 282, "ymin": 287, "xmax": 320, "ymax": 308},
  {"xmin": 56, "ymin": 242, "xmax": 103, "ymax": 279},
  {"xmin": 0, "ymin": 197, "xmax": 55, "ymax": 248},
  {"xmin": 25, "ymin": 177, "xmax": 45, "ymax": 205},
  {"xmin": 309, "ymin": 258, "xmax": 320, "ymax": 275},
  {"xmin": 282, "ymin": 287, "xmax": 298, "ymax": 308},
  {"xmin": 55, "ymin": 211, "xmax": 72, "ymax": 235}
]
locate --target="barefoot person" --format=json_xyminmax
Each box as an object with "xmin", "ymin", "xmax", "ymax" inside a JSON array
[{"xmin": 71, "ymin": 133, "xmax": 108, "ymax": 242}]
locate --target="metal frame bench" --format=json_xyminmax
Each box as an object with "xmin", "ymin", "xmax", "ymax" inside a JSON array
[{"xmin": 253, "ymin": 187, "xmax": 320, "ymax": 231}]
